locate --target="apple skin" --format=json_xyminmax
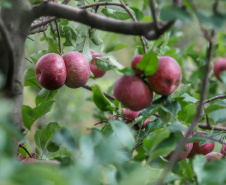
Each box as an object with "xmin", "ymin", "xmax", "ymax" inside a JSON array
[
  {"xmin": 187, "ymin": 131, "xmax": 215, "ymax": 158},
  {"xmin": 165, "ymin": 132, "xmax": 193, "ymax": 162},
  {"xmin": 205, "ymin": 152, "xmax": 223, "ymax": 162},
  {"xmin": 90, "ymin": 51, "xmax": 106, "ymax": 78},
  {"xmin": 17, "ymin": 154, "xmax": 26, "ymax": 161},
  {"xmin": 35, "ymin": 53, "xmax": 67, "ymax": 90},
  {"xmin": 220, "ymin": 145, "xmax": 226, "ymax": 156},
  {"xmin": 122, "ymin": 108, "xmax": 150, "ymax": 130},
  {"xmin": 213, "ymin": 58, "xmax": 226, "ymax": 81},
  {"xmin": 114, "ymin": 75, "xmax": 153, "ymax": 111},
  {"xmin": 131, "ymin": 55, "xmax": 144, "ymax": 75},
  {"xmin": 63, "ymin": 51, "xmax": 90, "ymax": 88},
  {"xmin": 148, "ymin": 56, "xmax": 182, "ymax": 95}
]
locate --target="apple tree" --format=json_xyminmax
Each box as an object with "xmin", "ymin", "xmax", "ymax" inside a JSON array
[{"xmin": 1, "ymin": 0, "xmax": 226, "ymax": 184}]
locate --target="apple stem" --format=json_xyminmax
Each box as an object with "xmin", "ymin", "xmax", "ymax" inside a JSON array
[{"xmin": 18, "ymin": 144, "xmax": 34, "ymax": 158}]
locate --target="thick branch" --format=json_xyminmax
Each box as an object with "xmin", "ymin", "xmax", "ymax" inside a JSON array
[{"xmin": 30, "ymin": 2, "xmax": 172, "ymax": 40}]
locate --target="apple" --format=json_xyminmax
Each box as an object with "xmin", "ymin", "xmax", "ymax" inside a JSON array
[
  {"xmin": 205, "ymin": 152, "xmax": 223, "ymax": 162},
  {"xmin": 113, "ymin": 75, "xmax": 153, "ymax": 111},
  {"xmin": 89, "ymin": 50, "xmax": 106, "ymax": 78},
  {"xmin": 131, "ymin": 55, "xmax": 144, "ymax": 75},
  {"xmin": 165, "ymin": 132, "xmax": 193, "ymax": 162},
  {"xmin": 187, "ymin": 131, "xmax": 215, "ymax": 158},
  {"xmin": 63, "ymin": 51, "xmax": 90, "ymax": 88},
  {"xmin": 220, "ymin": 145, "xmax": 226, "ymax": 156},
  {"xmin": 35, "ymin": 53, "xmax": 67, "ymax": 90},
  {"xmin": 213, "ymin": 58, "xmax": 226, "ymax": 81},
  {"xmin": 122, "ymin": 108, "xmax": 150, "ymax": 130},
  {"xmin": 147, "ymin": 56, "xmax": 182, "ymax": 95},
  {"xmin": 17, "ymin": 153, "xmax": 26, "ymax": 161}
]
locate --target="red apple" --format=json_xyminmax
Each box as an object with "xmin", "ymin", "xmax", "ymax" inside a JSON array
[
  {"xmin": 213, "ymin": 58, "xmax": 226, "ymax": 81},
  {"xmin": 205, "ymin": 152, "xmax": 223, "ymax": 162},
  {"xmin": 131, "ymin": 55, "xmax": 144, "ymax": 75},
  {"xmin": 17, "ymin": 153, "xmax": 26, "ymax": 161},
  {"xmin": 21, "ymin": 158, "xmax": 39, "ymax": 164},
  {"xmin": 89, "ymin": 50, "xmax": 106, "ymax": 78},
  {"xmin": 148, "ymin": 56, "xmax": 182, "ymax": 95},
  {"xmin": 165, "ymin": 132, "xmax": 193, "ymax": 162},
  {"xmin": 114, "ymin": 75, "xmax": 153, "ymax": 111},
  {"xmin": 220, "ymin": 145, "xmax": 226, "ymax": 156},
  {"xmin": 187, "ymin": 131, "xmax": 215, "ymax": 158},
  {"xmin": 35, "ymin": 53, "xmax": 66, "ymax": 90},
  {"xmin": 63, "ymin": 51, "xmax": 90, "ymax": 88},
  {"xmin": 122, "ymin": 108, "xmax": 150, "ymax": 130}
]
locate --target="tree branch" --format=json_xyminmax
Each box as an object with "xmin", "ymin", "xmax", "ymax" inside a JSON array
[
  {"xmin": 149, "ymin": 0, "xmax": 159, "ymax": 30},
  {"xmin": 55, "ymin": 20, "xmax": 62, "ymax": 55},
  {"xmin": 30, "ymin": 2, "xmax": 173, "ymax": 40},
  {"xmin": 198, "ymin": 123, "xmax": 226, "ymax": 131},
  {"xmin": 156, "ymin": 32, "xmax": 215, "ymax": 185},
  {"xmin": 203, "ymin": 94, "xmax": 226, "ymax": 104}
]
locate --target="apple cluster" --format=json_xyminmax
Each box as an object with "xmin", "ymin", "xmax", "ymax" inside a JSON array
[{"xmin": 35, "ymin": 50, "xmax": 106, "ymax": 90}]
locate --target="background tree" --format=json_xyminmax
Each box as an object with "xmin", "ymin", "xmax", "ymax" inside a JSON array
[{"xmin": 1, "ymin": 0, "xmax": 226, "ymax": 184}]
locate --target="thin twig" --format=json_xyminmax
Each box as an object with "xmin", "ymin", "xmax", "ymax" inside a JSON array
[
  {"xmin": 119, "ymin": 0, "xmax": 147, "ymax": 53},
  {"xmin": 149, "ymin": 0, "xmax": 159, "ymax": 30},
  {"xmin": 155, "ymin": 31, "xmax": 215, "ymax": 185},
  {"xmin": 198, "ymin": 123, "xmax": 226, "ymax": 131},
  {"xmin": 55, "ymin": 20, "xmax": 62, "ymax": 55},
  {"xmin": 82, "ymin": 85, "xmax": 115, "ymax": 100},
  {"xmin": 18, "ymin": 144, "xmax": 34, "ymax": 158},
  {"xmin": 203, "ymin": 94, "xmax": 226, "ymax": 104}
]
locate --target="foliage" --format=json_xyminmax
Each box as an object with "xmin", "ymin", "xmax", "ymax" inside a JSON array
[{"xmin": 1, "ymin": 0, "xmax": 226, "ymax": 185}]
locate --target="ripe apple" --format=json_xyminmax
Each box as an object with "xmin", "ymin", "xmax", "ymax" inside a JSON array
[
  {"xmin": 205, "ymin": 152, "xmax": 223, "ymax": 162},
  {"xmin": 165, "ymin": 132, "xmax": 193, "ymax": 162},
  {"xmin": 113, "ymin": 75, "xmax": 153, "ymax": 111},
  {"xmin": 213, "ymin": 58, "xmax": 226, "ymax": 81},
  {"xmin": 131, "ymin": 55, "xmax": 144, "ymax": 75},
  {"xmin": 122, "ymin": 108, "xmax": 150, "ymax": 130},
  {"xmin": 89, "ymin": 50, "xmax": 106, "ymax": 78},
  {"xmin": 187, "ymin": 131, "xmax": 215, "ymax": 158},
  {"xmin": 147, "ymin": 56, "xmax": 182, "ymax": 95},
  {"xmin": 220, "ymin": 144, "xmax": 226, "ymax": 156},
  {"xmin": 63, "ymin": 51, "xmax": 90, "ymax": 88},
  {"xmin": 17, "ymin": 153, "xmax": 26, "ymax": 161},
  {"xmin": 35, "ymin": 53, "xmax": 67, "ymax": 90}
]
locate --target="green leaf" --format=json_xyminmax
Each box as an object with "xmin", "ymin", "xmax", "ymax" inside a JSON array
[
  {"xmin": 193, "ymin": 155, "xmax": 226, "ymax": 185},
  {"xmin": 62, "ymin": 26, "xmax": 77, "ymax": 47},
  {"xmin": 95, "ymin": 56, "xmax": 122, "ymax": 71},
  {"xmin": 137, "ymin": 50, "xmax": 158, "ymax": 76},
  {"xmin": 109, "ymin": 120, "xmax": 135, "ymax": 150},
  {"xmin": 171, "ymin": 83, "xmax": 192, "ymax": 98},
  {"xmin": 180, "ymin": 93, "xmax": 199, "ymax": 103},
  {"xmin": 76, "ymin": 37, "xmax": 92, "ymax": 62},
  {"xmin": 36, "ymin": 89, "xmax": 58, "ymax": 106},
  {"xmin": 210, "ymin": 108, "xmax": 226, "ymax": 123},
  {"xmin": 220, "ymin": 71, "xmax": 226, "ymax": 84},
  {"xmin": 47, "ymin": 142, "xmax": 60, "ymax": 153},
  {"xmin": 48, "ymin": 38, "xmax": 59, "ymax": 54},
  {"xmin": 91, "ymin": 85, "xmax": 114, "ymax": 113},
  {"xmin": 23, "ymin": 101, "xmax": 55, "ymax": 130},
  {"xmin": 89, "ymin": 30, "xmax": 103, "ymax": 46},
  {"xmin": 144, "ymin": 128, "xmax": 171, "ymax": 162},
  {"xmin": 0, "ymin": 1, "xmax": 12, "ymax": 8},
  {"xmin": 178, "ymin": 103, "xmax": 196, "ymax": 123},
  {"xmin": 34, "ymin": 122, "xmax": 61, "ymax": 151},
  {"xmin": 117, "ymin": 67, "xmax": 136, "ymax": 76},
  {"xmin": 104, "ymin": 43, "xmax": 128, "ymax": 53},
  {"xmin": 179, "ymin": 160, "xmax": 194, "ymax": 179},
  {"xmin": 24, "ymin": 68, "xmax": 41, "ymax": 88},
  {"xmin": 30, "ymin": 50, "xmax": 48, "ymax": 64},
  {"xmin": 160, "ymin": 6, "xmax": 192, "ymax": 23},
  {"xmin": 53, "ymin": 128, "xmax": 76, "ymax": 154},
  {"xmin": 101, "ymin": 6, "xmax": 134, "ymax": 20}
]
